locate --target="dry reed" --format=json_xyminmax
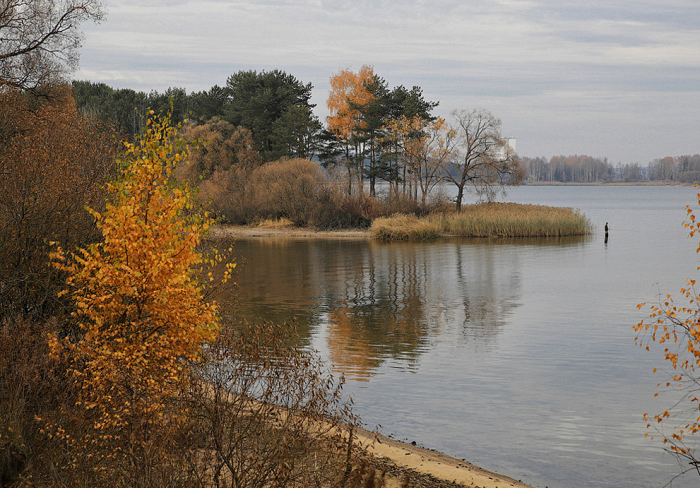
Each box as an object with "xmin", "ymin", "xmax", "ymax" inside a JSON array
[
  {"xmin": 370, "ymin": 214, "xmax": 442, "ymax": 241},
  {"xmin": 253, "ymin": 217, "xmax": 295, "ymax": 228},
  {"xmin": 370, "ymin": 203, "xmax": 592, "ymax": 240}
]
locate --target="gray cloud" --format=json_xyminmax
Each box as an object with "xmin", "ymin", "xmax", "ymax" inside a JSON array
[{"xmin": 76, "ymin": 0, "xmax": 700, "ymax": 163}]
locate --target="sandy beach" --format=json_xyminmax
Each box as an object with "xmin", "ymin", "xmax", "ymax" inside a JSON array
[{"xmin": 355, "ymin": 428, "xmax": 534, "ymax": 488}]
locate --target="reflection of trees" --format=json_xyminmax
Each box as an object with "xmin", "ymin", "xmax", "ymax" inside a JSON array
[
  {"xmin": 218, "ymin": 238, "xmax": 328, "ymax": 344},
  {"xmin": 452, "ymin": 243, "xmax": 521, "ymax": 343},
  {"xmin": 323, "ymin": 243, "xmax": 436, "ymax": 380},
  {"xmin": 220, "ymin": 237, "xmax": 596, "ymax": 380}
]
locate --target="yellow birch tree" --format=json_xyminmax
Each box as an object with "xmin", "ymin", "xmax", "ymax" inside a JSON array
[{"xmin": 49, "ymin": 113, "xmax": 231, "ymax": 481}]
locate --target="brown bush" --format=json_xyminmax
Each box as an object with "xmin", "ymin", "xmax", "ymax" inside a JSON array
[
  {"xmin": 247, "ymin": 158, "xmax": 328, "ymax": 225},
  {"xmin": 313, "ymin": 191, "xmax": 380, "ymax": 229},
  {"xmin": 0, "ymin": 86, "xmax": 119, "ymax": 321},
  {"xmin": 202, "ymin": 158, "xmax": 333, "ymax": 226},
  {"xmin": 178, "ymin": 118, "xmax": 262, "ymax": 180},
  {"xmin": 0, "ymin": 319, "xmax": 74, "ymax": 487}
]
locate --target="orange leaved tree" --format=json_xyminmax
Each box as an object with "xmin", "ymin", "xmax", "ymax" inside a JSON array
[
  {"xmin": 50, "ymin": 113, "xmax": 229, "ymax": 483},
  {"xmin": 326, "ymin": 65, "xmax": 376, "ymax": 195},
  {"xmin": 635, "ymin": 187, "xmax": 700, "ymax": 479}
]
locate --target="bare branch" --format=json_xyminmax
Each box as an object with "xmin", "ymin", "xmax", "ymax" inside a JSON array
[
  {"xmin": 0, "ymin": 0, "xmax": 104, "ymax": 92},
  {"xmin": 444, "ymin": 108, "xmax": 523, "ymax": 211}
]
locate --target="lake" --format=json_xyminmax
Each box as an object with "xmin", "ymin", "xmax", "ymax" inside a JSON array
[{"xmin": 223, "ymin": 185, "xmax": 700, "ymax": 488}]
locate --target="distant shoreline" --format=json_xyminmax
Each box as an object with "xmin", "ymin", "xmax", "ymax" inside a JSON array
[{"xmin": 521, "ymin": 180, "xmax": 691, "ymax": 186}]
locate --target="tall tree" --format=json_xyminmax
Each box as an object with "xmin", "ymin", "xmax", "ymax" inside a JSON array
[
  {"xmin": 326, "ymin": 65, "xmax": 376, "ymax": 194},
  {"xmin": 72, "ymin": 80, "xmax": 149, "ymax": 137},
  {"xmin": 385, "ymin": 84, "xmax": 438, "ymax": 121},
  {"xmin": 350, "ymin": 74, "xmax": 390, "ymax": 197},
  {"xmin": 179, "ymin": 117, "xmax": 261, "ymax": 177},
  {"xmin": 271, "ymin": 104, "xmax": 323, "ymax": 159},
  {"xmin": 0, "ymin": 0, "xmax": 104, "ymax": 93},
  {"xmin": 224, "ymin": 69, "xmax": 319, "ymax": 160},
  {"xmin": 378, "ymin": 85, "xmax": 438, "ymax": 198},
  {"xmin": 446, "ymin": 109, "xmax": 523, "ymax": 211},
  {"xmin": 187, "ymin": 84, "xmax": 228, "ymax": 121},
  {"xmin": 382, "ymin": 115, "xmax": 457, "ymax": 204}
]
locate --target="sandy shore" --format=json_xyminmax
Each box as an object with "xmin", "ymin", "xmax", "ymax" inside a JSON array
[
  {"xmin": 355, "ymin": 428, "xmax": 534, "ymax": 488},
  {"xmin": 209, "ymin": 225, "xmax": 370, "ymax": 239}
]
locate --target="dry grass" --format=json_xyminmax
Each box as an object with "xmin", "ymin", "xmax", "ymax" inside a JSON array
[
  {"xmin": 370, "ymin": 214, "xmax": 441, "ymax": 241},
  {"xmin": 370, "ymin": 203, "xmax": 592, "ymax": 240},
  {"xmin": 253, "ymin": 217, "xmax": 295, "ymax": 228}
]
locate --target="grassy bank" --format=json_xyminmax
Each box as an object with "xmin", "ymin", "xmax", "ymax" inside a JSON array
[{"xmin": 371, "ymin": 202, "xmax": 592, "ymax": 240}]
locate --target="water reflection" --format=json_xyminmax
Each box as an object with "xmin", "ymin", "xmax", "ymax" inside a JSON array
[
  {"xmin": 225, "ymin": 237, "xmax": 584, "ymax": 380},
  {"xmin": 209, "ymin": 185, "xmax": 698, "ymax": 488}
]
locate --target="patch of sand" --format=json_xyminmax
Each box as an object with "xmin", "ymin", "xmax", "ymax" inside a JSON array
[
  {"xmin": 209, "ymin": 225, "xmax": 369, "ymax": 239},
  {"xmin": 355, "ymin": 428, "xmax": 535, "ymax": 488}
]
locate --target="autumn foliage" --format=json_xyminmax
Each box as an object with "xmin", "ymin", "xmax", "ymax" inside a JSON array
[
  {"xmin": 0, "ymin": 87, "xmax": 118, "ymax": 320},
  {"xmin": 327, "ymin": 65, "xmax": 376, "ymax": 140},
  {"xmin": 49, "ymin": 113, "xmax": 227, "ymax": 480},
  {"xmin": 635, "ymin": 187, "xmax": 700, "ymax": 475},
  {"xmin": 383, "ymin": 115, "xmax": 458, "ymax": 204}
]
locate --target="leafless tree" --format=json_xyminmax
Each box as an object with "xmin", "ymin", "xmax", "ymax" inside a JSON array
[
  {"xmin": 445, "ymin": 108, "xmax": 524, "ymax": 211},
  {"xmin": 0, "ymin": 0, "xmax": 104, "ymax": 92}
]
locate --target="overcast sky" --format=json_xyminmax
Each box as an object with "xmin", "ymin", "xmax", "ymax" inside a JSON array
[{"xmin": 76, "ymin": 0, "xmax": 700, "ymax": 164}]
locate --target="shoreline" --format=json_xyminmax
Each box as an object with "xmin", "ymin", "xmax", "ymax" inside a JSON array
[
  {"xmin": 209, "ymin": 225, "xmax": 371, "ymax": 240},
  {"xmin": 521, "ymin": 180, "xmax": 690, "ymax": 186},
  {"xmin": 355, "ymin": 427, "xmax": 535, "ymax": 488}
]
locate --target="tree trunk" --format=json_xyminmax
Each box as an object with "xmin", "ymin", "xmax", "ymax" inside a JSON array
[{"xmin": 455, "ymin": 184, "xmax": 464, "ymax": 212}]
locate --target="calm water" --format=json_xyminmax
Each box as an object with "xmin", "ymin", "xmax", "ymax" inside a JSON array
[{"xmin": 224, "ymin": 185, "xmax": 700, "ymax": 488}]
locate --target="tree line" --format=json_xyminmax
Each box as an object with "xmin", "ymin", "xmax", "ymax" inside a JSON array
[
  {"xmin": 73, "ymin": 66, "xmax": 523, "ymax": 213},
  {"xmin": 522, "ymin": 154, "xmax": 700, "ymax": 183},
  {"xmin": 4, "ymin": 1, "xmax": 700, "ymax": 484}
]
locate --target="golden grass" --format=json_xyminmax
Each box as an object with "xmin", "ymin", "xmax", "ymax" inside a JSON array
[
  {"xmin": 253, "ymin": 217, "xmax": 295, "ymax": 228},
  {"xmin": 370, "ymin": 202, "xmax": 592, "ymax": 240},
  {"xmin": 370, "ymin": 214, "xmax": 441, "ymax": 241}
]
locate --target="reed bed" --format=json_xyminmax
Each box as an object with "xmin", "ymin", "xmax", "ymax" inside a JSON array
[
  {"xmin": 371, "ymin": 214, "xmax": 442, "ymax": 240},
  {"xmin": 370, "ymin": 202, "xmax": 592, "ymax": 240}
]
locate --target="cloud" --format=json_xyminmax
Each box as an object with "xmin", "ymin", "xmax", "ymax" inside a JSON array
[{"xmin": 76, "ymin": 0, "xmax": 700, "ymax": 163}]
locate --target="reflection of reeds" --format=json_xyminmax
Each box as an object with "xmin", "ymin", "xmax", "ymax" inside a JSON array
[{"xmin": 370, "ymin": 203, "xmax": 592, "ymax": 240}]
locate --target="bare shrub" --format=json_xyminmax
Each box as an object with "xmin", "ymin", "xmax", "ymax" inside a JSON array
[
  {"xmin": 184, "ymin": 321, "xmax": 359, "ymax": 488},
  {"xmin": 199, "ymin": 166, "xmax": 258, "ymax": 224},
  {"xmin": 0, "ymin": 319, "xmax": 75, "ymax": 487},
  {"xmin": 178, "ymin": 119, "xmax": 262, "ymax": 179},
  {"xmin": 314, "ymin": 191, "xmax": 384, "ymax": 229}
]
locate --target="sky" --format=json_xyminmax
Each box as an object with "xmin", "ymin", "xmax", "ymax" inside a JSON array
[{"xmin": 75, "ymin": 0, "xmax": 700, "ymax": 164}]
